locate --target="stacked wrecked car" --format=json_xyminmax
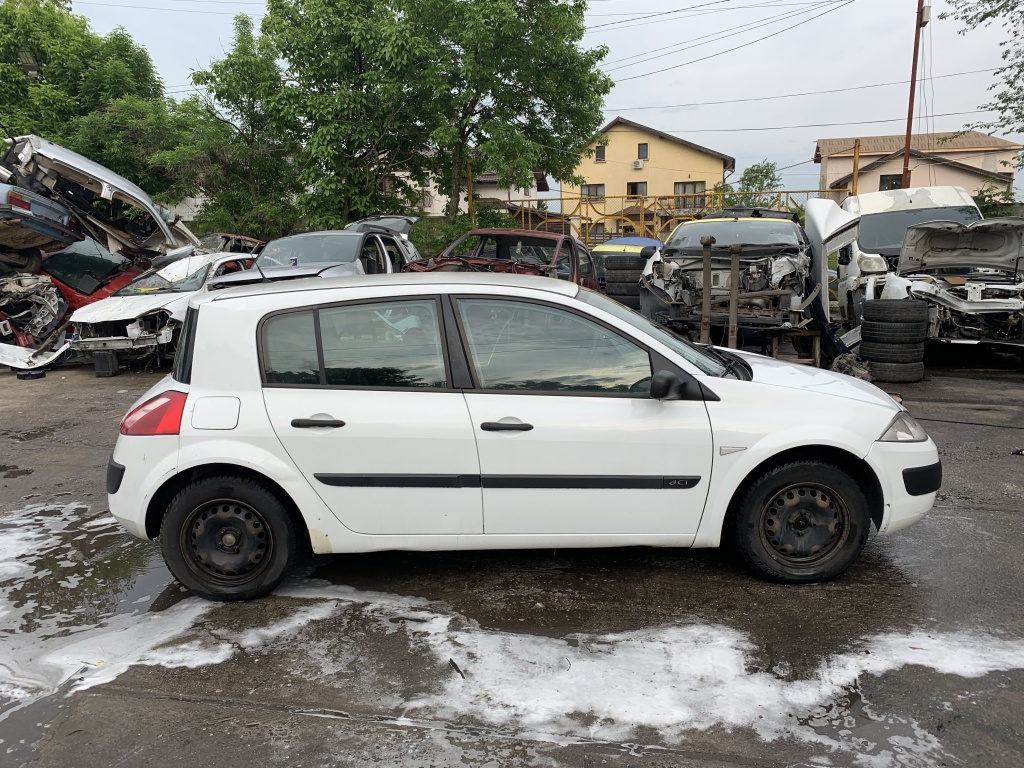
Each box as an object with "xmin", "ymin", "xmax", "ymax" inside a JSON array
[{"xmin": 0, "ymin": 134, "xmax": 202, "ymax": 372}]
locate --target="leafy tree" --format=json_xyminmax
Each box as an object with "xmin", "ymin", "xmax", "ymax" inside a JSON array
[
  {"xmin": 185, "ymin": 15, "xmax": 302, "ymax": 239},
  {"xmin": 973, "ymin": 184, "xmax": 1018, "ymax": 218},
  {"xmin": 713, "ymin": 160, "xmax": 783, "ymax": 209},
  {"xmin": 943, "ymin": 1, "xmax": 1024, "ymax": 170},
  {"xmin": 262, "ymin": 0, "xmax": 436, "ymax": 227},
  {"xmin": 408, "ymin": 0, "xmax": 612, "ymax": 223}
]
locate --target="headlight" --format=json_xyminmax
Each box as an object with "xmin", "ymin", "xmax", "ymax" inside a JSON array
[
  {"xmin": 857, "ymin": 254, "xmax": 889, "ymax": 274},
  {"xmin": 879, "ymin": 412, "xmax": 928, "ymax": 442}
]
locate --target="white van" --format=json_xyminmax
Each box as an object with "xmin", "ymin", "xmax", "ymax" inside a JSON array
[{"xmin": 806, "ymin": 186, "xmax": 981, "ymax": 326}]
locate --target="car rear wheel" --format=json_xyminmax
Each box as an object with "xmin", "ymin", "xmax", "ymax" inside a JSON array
[
  {"xmin": 160, "ymin": 475, "xmax": 296, "ymax": 601},
  {"xmin": 731, "ymin": 461, "xmax": 870, "ymax": 583}
]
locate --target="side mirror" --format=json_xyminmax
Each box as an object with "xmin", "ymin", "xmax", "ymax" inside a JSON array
[
  {"xmin": 837, "ymin": 247, "xmax": 851, "ymax": 266},
  {"xmin": 650, "ymin": 369, "xmax": 703, "ymax": 401},
  {"xmin": 640, "ymin": 245, "xmax": 658, "ymax": 258}
]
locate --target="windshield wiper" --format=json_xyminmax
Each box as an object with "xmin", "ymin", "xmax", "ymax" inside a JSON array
[{"xmin": 703, "ymin": 344, "xmax": 747, "ymax": 380}]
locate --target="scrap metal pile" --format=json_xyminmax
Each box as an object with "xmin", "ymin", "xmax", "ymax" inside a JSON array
[{"xmin": 0, "ymin": 134, "xmax": 202, "ymax": 371}]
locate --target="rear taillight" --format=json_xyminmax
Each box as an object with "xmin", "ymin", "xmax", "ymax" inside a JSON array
[
  {"xmin": 120, "ymin": 391, "xmax": 187, "ymax": 436},
  {"xmin": 7, "ymin": 191, "xmax": 31, "ymax": 211}
]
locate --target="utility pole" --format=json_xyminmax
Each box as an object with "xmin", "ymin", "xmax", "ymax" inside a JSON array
[
  {"xmin": 851, "ymin": 139, "xmax": 861, "ymax": 196},
  {"xmin": 901, "ymin": 0, "xmax": 929, "ymax": 189}
]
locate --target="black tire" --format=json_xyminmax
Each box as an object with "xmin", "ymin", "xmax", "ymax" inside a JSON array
[
  {"xmin": 604, "ymin": 254, "xmax": 648, "ymax": 270},
  {"xmin": 604, "ymin": 268, "xmax": 644, "ymax": 283},
  {"xmin": 860, "ymin": 341, "xmax": 925, "ymax": 363},
  {"xmin": 611, "ymin": 294, "xmax": 641, "ymax": 310},
  {"xmin": 160, "ymin": 475, "xmax": 297, "ymax": 601},
  {"xmin": 731, "ymin": 461, "xmax": 870, "ymax": 583},
  {"xmin": 861, "ymin": 320, "xmax": 927, "ymax": 343},
  {"xmin": 862, "ymin": 299, "xmax": 928, "ymax": 323},
  {"xmin": 606, "ymin": 281, "xmax": 641, "ymax": 295},
  {"xmin": 869, "ymin": 360, "xmax": 925, "ymax": 383}
]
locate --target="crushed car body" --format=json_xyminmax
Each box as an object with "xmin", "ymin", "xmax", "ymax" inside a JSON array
[
  {"xmin": 639, "ymin": 208, "xmax": 819, "ymax": 340},
  {"xmin": 70, "ymin": 252, "xmax": 253, "ymax": 372}
]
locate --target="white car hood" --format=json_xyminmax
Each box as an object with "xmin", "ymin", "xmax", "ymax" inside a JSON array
[
  {"xmin": 736, "ymin": 351, "xmax": 901, "ymax": 411},
  {"xmin": 898, "ymin": 217, "xmax": 1024, "ymax": 274},
  {"xmin": 71, "ymin": 292, "xmax": 191, "ymax": 324}
]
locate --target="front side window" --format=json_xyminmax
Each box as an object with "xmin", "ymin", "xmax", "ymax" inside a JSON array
[
  {"xmin": 262, "ymin": 300, "xmax": 446, "ymax": 388},
  {"xmin": 456, "ymin": 298, "xmax": 652, "ymax": 394}
]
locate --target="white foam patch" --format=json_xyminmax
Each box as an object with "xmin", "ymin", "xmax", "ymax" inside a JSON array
[{"xmin": 235, "ymin": 602, "xmax": 340, "ymax": 650}]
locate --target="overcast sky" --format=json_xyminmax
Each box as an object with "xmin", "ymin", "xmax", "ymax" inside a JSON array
[{"xmin": 68, "ymin": 0, "xmax": 1022, "ymax": 194}]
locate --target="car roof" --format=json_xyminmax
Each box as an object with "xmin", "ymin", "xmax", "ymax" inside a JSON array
[
  {"xmin": 206, "ymin": 271, "xmax": 580, "ymax": 304},
  {"xmin": 267, "ymin": 230, "xmax": 358, "ymax": 240},
  {"xmin": 465, "ymin": 229, "xmax": 563, "ymax": 239}
]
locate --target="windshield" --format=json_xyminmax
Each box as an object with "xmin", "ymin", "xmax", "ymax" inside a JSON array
[
  {"xmin": 580, "ymin": 290, "xmax": 728, "ymax": 377},
  {"xmin": 258, "ymin": 234, "xmax": 361, "ymax": 267},
  {"xmin": 42, "ymin": 239, "xmax": 127, "ymax": 289},
  {"xmin": 117, "ymin": 255, "xmax": 211, "ymax": 295},
  {"xmin": 345, "ymin": 217, "xmax": 413, "ymax": 235},
  {"xmin": 859, "ymin": 206, "xmax": 982, "ymax": 252},
  {"xmin": 666, "ymin": 220, "xmax": 804, "ymax": 249}
]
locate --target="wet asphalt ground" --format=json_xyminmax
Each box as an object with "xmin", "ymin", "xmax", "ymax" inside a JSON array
[{"xmin": 1, "ymin": 350, "xmax": 1023, "ymax": 768}]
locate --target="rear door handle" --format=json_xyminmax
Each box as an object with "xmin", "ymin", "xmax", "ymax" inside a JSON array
[
  {"xmin": 480, "ymin": 422, "xmax": 533, "ymax": 432},
  {"xmin": 291, "ymin": 418, "xmax": 346, "ymax": 429}
]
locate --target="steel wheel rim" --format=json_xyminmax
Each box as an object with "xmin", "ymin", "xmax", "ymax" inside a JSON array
[
  {"xmin": 759, "ymin": 482, "xmax": 849, "ymax": 566},
  {"xmin": 180, "ymin": 498, "xmax": 274, "ymax": 587}
]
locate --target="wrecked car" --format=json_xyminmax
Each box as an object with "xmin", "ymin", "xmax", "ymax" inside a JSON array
[
  {"xmin": 406, "ymin": 229, "xmax": 600, "ymax": 290},
  {"xmin": 70, "ymin": 252, "xmax": 253, "ymax": 375},
  {"xmin": 638, "ymin": 208, "xmax": 818, "ymax": 342},
  {"xmin": 197, "ymin": 232, "xmax": 264, "ymax": 254}
]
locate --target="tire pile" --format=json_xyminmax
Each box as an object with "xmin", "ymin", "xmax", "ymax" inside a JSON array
[
  {"xmin": 859, "ymin": 299, "xmax": 928, "ymax": 383},
  {"xmin": 603, "ymin": 253, "xmax": 646, "ymax": 310}
]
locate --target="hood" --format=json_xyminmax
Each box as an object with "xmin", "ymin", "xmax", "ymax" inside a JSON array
[
  {"xmin": 735, "ymin": 350, "xmax": 901, "ymax": 411},
  {"xmin": 70, "ymin": 292, "xmax": 189, "ymax": 324},
  {"xmin": 6, "ymin": 135, "xmax": 200, "ymax": 256},
  {"xmin": 898, "ymin": 217, "xmax": 1024, "ymax": 274}
]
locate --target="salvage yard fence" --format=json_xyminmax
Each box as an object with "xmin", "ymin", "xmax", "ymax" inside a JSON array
[{"xmin": 497, "ymin": 189, "xmax": 850, "ymax": 249}]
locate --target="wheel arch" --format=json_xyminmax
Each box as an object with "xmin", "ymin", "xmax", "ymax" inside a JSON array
[
  {"xmin": 722, "ymin": 445, "xmax": 884, "ymax": 535},
  {"xmin": 145, "ymin": 463, "xmax": 312, "ymax": 552}
]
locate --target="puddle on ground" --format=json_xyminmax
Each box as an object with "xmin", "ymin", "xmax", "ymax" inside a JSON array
[
  {"xmin": 0, "ymin": 466, "xmax": 32, "ymax": 479},
  {"xmin": 0, "ymin": 422, "xmax": 74, "ymax": 443},
  {"xmin": 1, "ymin": 504, "xmax": 1023, "ymax": 767}
]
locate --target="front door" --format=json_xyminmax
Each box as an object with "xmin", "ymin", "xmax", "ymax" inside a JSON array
[
  {"xmin": 453, "ymin": 296, "xmax": 714, "ymax": 535},
  {"xmin": 260, "ymin": 297, "xmax": 482, "ymax": 535}
]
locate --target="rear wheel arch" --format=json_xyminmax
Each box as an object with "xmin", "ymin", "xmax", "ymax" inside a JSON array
[
  {"xmin": 145, "ymin": 463, "xmax": 311, "ymax": 552},
  {"xmin": 722, "ymin": 445, "xmax": 884, "ymax": 534}
]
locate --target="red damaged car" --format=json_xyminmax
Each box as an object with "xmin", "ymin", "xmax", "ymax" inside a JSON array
[{"xmin": 405, "ymin": 229, "xmax": 600, "ymax": 290}]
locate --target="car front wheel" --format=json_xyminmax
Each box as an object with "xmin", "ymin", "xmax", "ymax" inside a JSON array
[
  {"xmin": 731, "ymin": 461, "xmax": 870, "ymax": 583},
  {"xmin": 160, "ymin": 475, "xmax": 296, "ymax": 601}
]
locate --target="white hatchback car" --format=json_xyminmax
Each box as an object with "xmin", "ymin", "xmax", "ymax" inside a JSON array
[{"xmin": 107, "ymin": 274, "xmax": 941, "ymax": 600}]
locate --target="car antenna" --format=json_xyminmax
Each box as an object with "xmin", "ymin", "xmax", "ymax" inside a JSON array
[{"xmin": 252, "ymin": 258, "xmax": 270, "ymax": 283}]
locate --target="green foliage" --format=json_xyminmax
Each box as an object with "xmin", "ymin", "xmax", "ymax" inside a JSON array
[
  {"xmin": 973, "ymin": 184, "xmax": 1018, "ymax": 218},
  {"xmin": 943, "ymin": 1, "xmax": 1024, "ymax": 170},
  {"xmin": 407, "ymin": 0, "xmax": 612, "ymax": 223},
  {"xmin": 408, "ymin": 205, "xmax": 518, "ymax": 258},
  {"xmin": 712, "ymin": 161, "xmax": 784, "ymax": 209}
]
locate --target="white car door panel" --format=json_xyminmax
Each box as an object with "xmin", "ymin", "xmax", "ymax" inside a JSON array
[
  {"xmin": 260, "ymin": 299, "xmax": 483, "ymax": 536},
  {"xmin": 454, "ymin": 297, "xmax": 714, "ymax": 536}
]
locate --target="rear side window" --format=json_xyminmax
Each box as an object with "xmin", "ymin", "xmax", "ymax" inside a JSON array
[
  {"xmin": 261, "ymin": 299, "xmax": 447, "ymax": 389},
  {"xmin": 172, "ymin": 307, "xmax": 199, "ymax": 384}
]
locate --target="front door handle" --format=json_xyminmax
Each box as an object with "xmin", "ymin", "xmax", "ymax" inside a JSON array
[
  {"xmin": 480, "ymin": 421, "xmax": 533, "ymax": 432},
  {"xmin": 291, "ymin": 418, "xmax": 346, "ymax": 429}
]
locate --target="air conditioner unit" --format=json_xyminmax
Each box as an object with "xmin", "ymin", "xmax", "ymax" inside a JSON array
[{"xmin": 632, "ymin": 159, "xmax": 644, "ymax": 170}]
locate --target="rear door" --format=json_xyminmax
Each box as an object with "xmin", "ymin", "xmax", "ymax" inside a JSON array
[
  {"xmin": 260, "ymin": 296, "xmax": 482, "ymax": 535},
  {"xmin": 453, "ymin": 295, "xmax": 714, "ymax": 535}
]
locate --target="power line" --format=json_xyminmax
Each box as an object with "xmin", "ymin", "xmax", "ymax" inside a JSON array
[
  {"xmin": 74, "ymin": 1, "xmax": 260, "ymax": 14},
  {"xmin": 603, "ymin": 68, "xmax": 996, "ymax": 111},
  {"xmin": 602, "ymin": 2, "xmax": 837, "ymax": 72},
  {"xmin": 616, "ymin": 0, "xmax": 855, "ymax": 82},
  {"xmin": 610, "ymin": 109, "xmax": 995, "ymax": 133},
  {"xmin": 586, "ymin": 0, "xmax": 736, "ymax": 30},
  {"xmin": 589, "ymin": 0, "xmax": 836, "ymax": 16}
]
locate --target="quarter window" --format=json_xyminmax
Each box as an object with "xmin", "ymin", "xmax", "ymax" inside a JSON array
[
  {"xmin": 262, "ymin": 300, "xmax": 447, "ymax": 389},
  {"xmin": 456, "ymin": 299, "xmax": 652, "ymax": 394}
]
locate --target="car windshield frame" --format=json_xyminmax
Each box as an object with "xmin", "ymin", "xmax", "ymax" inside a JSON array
[
  {"xmin": 665, "ymin": 220, "xmax": 805, "ymax": 249},
  {"xmin": 579, "ymin": 290, "xmax": 728, "ymax": 377},
  {"xmin": 116, "ymin": 255, "xmax": 212, "ymax": 296},
  {"xmin": 858, "ymin": 206, "xmax": 982, "ymax": 252},
  {"xmin": 257, "ymin": 234, "xmax": 362, "ymax": 267}
]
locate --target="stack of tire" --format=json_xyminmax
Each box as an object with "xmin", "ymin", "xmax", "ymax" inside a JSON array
[
  {"xmin": 603, "ymin": 253, "xmax": 647, "ymax": 310},
  {"xmin": 859, "ymin": 299, "xmax": 928, "ymax": 383}
]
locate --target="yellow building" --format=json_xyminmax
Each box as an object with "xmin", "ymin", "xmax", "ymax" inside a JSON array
[{"xmin": 562, "ymin": 116, "xmax": 735, "ymax": 240}]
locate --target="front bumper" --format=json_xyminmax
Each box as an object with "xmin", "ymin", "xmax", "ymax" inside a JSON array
[
  {"xmin": 73, "ymin": 335, "xmax": 160, "ymax": 352},
  {"xmin": 864, "ymin": 438, "xmax": 941, "ymax": 534}
]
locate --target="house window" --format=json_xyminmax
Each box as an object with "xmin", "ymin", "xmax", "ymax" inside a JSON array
[
  {"xmin": 879, "ymin": 174, "xmax": 903, "ymax": 191},
  {"xmin": 638, "ymin": 143, "xmax": 649, "ymax": 160},
  {"xmin": 674, "ymin": 181, "xmax": 706, "ymax": 209},
  {"xmin": 626, "ymin": 182, "xmax": 647, "ymax": 198},
  {"xmin": 581, "ymin": 184, "xmax": 605, "ymax": 199},
  {"xmin": 595, "ymin": 145, "xmax": 606, "ymax": 162}
]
